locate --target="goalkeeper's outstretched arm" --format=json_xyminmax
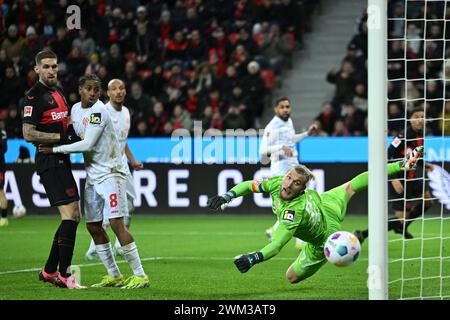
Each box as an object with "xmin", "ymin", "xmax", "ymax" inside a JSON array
[{"xmin": 207, "ymin": 179, "xmax": 268, "ymax": 210}]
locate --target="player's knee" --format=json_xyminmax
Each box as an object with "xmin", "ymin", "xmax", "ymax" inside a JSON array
[
  {"xmin": 286, "ymin": 267, "xmax": 301, "ymax": 284},
  {"xmin": 86, "ymin": 222, "xmax": 103, "ymax": 235}
]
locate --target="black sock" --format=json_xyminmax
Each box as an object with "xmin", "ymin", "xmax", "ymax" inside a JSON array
[
  {"xmin": 362, "ymin": 230, "xmax": 368, "ymax": 238},
  {"xmin": 44, "ymin": 225, "xmax": 61, "ymax": 274},
  {"xmin": 405, "ymin": 205, "xmax": 427, "ymax": 229},
  {"xmin": 1, "ymin": 208, "xmax": 7, "ymax": 218},
  {"xmin": 388, "ymin": 218, "xmax": 402, "ymax": 231},
  {"xmin": 58, "ymin": 220, "xmax": 78, "ymax": 277}
]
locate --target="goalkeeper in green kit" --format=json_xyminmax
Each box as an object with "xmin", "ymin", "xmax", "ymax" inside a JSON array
[{"xmin": 207, "ymin": 146, "xmax": 424, "ymax": 283}]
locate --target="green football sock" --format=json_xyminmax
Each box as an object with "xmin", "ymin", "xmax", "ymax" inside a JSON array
[{"xmin": 350, "ymin": 162, "xmax": 402, "ymax": 193}]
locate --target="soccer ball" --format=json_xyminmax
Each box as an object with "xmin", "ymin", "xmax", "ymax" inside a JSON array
[
  {"xmin": 12, "ymin": 205, "xmax": 26, "ymax": 218},
  {"xmin": 324, "ymin": 231, "xmax": 361, "ymax": 267}
]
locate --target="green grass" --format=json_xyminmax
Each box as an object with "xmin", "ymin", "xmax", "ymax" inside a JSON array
[{"xmin": 0, "ymin": 214, "xmax": 449, "ymax": 300}]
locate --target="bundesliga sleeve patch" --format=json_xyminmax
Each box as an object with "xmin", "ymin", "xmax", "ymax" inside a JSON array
[
  {"xmin": 282, "ymin": 210, "xmax": 295, "ymax": 222},
  {"xmin": 391, "ymin": 137, "xmax": 401, "ymax": 148},
  {"xmin": 24, "ymin": 106, "xmax": 33, "ymax": 117},
  {"xmin": 90, "ymin": 113, "xmax": 102, "ymax": 124}
]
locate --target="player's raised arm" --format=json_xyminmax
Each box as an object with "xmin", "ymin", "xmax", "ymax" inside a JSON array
[
  {"xmin": 291, "ymin": 123, "xmax": 318, "ymax": 144},
  {"xmin": 207, "ymin": 178, "xmax": 270, "ymax": 210}
]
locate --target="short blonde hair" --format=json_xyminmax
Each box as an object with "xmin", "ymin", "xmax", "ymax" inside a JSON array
[{"xmin": 287, "ymin": 164, "xmax": 315, "ymax": 186}]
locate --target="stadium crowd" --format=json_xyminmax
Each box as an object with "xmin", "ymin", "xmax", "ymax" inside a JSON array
[
  {"xmin": 315, "ymin": 0, "xmax": 450, "ymax": 137},
  {"xmin": 0, "ymin": 0, "xmax": 318, "ymax": 138}
]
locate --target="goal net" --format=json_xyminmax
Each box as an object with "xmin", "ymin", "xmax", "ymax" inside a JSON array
[{"xmin": 386, "ymin": 0, "xmax": 450, "ymax": 300}]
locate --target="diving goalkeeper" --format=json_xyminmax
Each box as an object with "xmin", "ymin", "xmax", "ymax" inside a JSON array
[{"xmin": 207, "ymin": 146, "xmax": 424, "ymax": 283}]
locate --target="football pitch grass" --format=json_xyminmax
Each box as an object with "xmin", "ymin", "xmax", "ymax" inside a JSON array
[{"xmin": 0, "ymin": 214, "xmax": 449, "ymax": 300}]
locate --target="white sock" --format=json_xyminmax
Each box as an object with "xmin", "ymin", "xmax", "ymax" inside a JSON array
[
  {"xmin": 87, "ymin": 238, "xmax": 97, "ymax": 253},
  {"xmin": 121, "ymin": 242, "xmax": 145, "ymax": 277},
  {"xmin": 114, "ymin": 238, "xmax": 121, "ymax": 250},
  {"xmin": 95, "ymin": 243, "xmax": 121, "ymax": 277},
  {"xmin": 272, "ymin": 220, "xmax": 279, "ymax": 230}
]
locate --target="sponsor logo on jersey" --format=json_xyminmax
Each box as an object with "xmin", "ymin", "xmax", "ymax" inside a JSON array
[
  {"xmin": 51, "ymin": 111, "xmax": 68, "ymax": 120},
  {"xmin": 282, "ymin": 210, "xmax": 295, "ymax": 222},
  {"xmin": 24, "ymin": 106, "xmax": 33, "ymax": 117},
  {"xmin": 391, "ymin": 137, "xmax": 402, "ymax": 148},
  {"xmin": 90, "ymin": 113, "xmax": 102, "ymax": 124}
]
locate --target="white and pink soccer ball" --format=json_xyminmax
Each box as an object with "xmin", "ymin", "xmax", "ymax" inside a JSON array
[
  {"xmin": 324, "ymin": 231, "xmax": 361, "ymax": 267},
  {"xmin": 12, "ymin": 205, "xmax": 26, "ymax": 218}
]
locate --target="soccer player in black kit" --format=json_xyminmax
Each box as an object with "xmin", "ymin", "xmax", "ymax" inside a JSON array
[
  {"xmin": 355, "ymin": 108, "xmax": 434, "ymax": 243},
  {"xmin": 22, "ymin": 50, "xmax": 85, "ymax": 289},
  {"xmin": 0, "ymin": 127, "xmax": 8, "ymax": 227}
]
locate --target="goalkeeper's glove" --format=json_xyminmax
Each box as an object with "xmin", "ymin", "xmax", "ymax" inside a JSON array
[
  {"xmin": 207, "ymin": 191, "xmax": 236, "ymax": 210},
  {"xmin": 60, "ymin": 125, "xmax": 81, "ymax": 145},
  {"xmin": 234, "ymin": 252, "xmax": 264, "ymax": 273}
]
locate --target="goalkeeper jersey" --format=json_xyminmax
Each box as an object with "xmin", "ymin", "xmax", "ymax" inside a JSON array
[{"xmin": 230, "ymin": 176, "xmax": 329, "ymax": 259}]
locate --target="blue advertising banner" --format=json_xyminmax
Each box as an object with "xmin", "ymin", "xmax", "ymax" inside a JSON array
[{"xmin": 6, "ymin": 136, "xmax": 450, "ymax": 163}]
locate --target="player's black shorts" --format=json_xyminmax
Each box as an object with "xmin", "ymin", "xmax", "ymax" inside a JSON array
[
  {"xmin": 38, "ymin": 165, "xmax": 80, "ymax": 207},
  {"xmin": 389, "ymin": 179, "xmax": 429, "ymax": 211}
]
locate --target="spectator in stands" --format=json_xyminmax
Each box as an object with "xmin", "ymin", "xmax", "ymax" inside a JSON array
[
  {"xmin": 163, "ymin": 121, "xmax": 174, "ymax": 137},
  {"xmin": 244, "ymin": 61, "xmax": 265, "ymax": 128},
  {"xmin": 51, "ymin": 27, "xmax": 71, "ymax": 62},
  {"xmin": 0, "ymin": 66, "xmax": 23, "ymax": 112},
  {"xmin": 223, "ymin": 104, "xmax": 246, "ymax": 130},
  {"xmin": 257, "ymin": 24, "xmax": 292, "ymax": 75},
  {"xmin": 326, "ymin": 60, "xmax": 357, "ymax": 109},
  {"xmin": 66, "ymin": 47, "xmax": 87, "ymax": 77},
  {"xmin": 353, "ymin": 83, "xmax": 367, "ymax": 112},
  {"xmin": 166, "ymin": 30, "xmax": 188, "ymax": 62},
  {"xmin": 131, "ymin": 120, "xmax": 150, "ymax": 137},
  {"xmin": 127, "ymin": 81, "xmax": 153, "ymax": 122},
  {"xmin": 332, "ymin": 119, "xmax": 350, "ymax": 137},
  {"xmin": 315, "ymin": 102, "xmax": 338, "ymax": 136},
  {"xmin": 133, "ymin": 22, "xmax": 158, "ymax": 69},
  {"xmin": 388, "ymin": 102, "xmax": 404, "ymax": 137},
  {"xmin": 105, "ymin": 43, "xmax": 125, "ymax": 79},
  {"xmin": 84, "ymin": 52, "xmax": 101, "ymax": 75},
  {"xmin": 195, "ymin": 62, "xmax": 217, "ymax": 96},
  {"xmin": 123, "ymin": 60, "xmax": 141, "ymax": 91},
  {"xmin": 5, "ymin": 105, "xmax": 22, "ymax": 138},
  {"xmin": 148, "ymin": 101, "xmax": 167, "ymax": 137},
  {"xmin": 72, "ymin": 28, "xmax": 96, "ymax": 60},
  {"xmin": 171, "ymin": 105, "xmax": 192, "ymax": 131},
  {"xmin": 22, "ymin": 26, "xmax": 44, "ymax": 63},
  {"xmin": 310, "ymin": 120, "xmax": 329, "ymax": 137},
  {"xmin": 186, "ymin": 29, "xmax": 208, "ymax": 69},
  {"xmin": 1, "ymin": 25, "xmax": 25, "ymax": 59},
  {"xmin": 230, "ymin": 44, "xmax": 251, "ymax": 77},
  {"xmin": 342, "ymin": 102, "xmax": 366, "ymax": 136},
  {"xmin": 185, "ymin": 85, "xmax": 201, "ymax": 118},
  {"xmin": 202, "ymin": 87, "xmax": 226, "ymax": 114},
  {"xmin": 143, "ymin": 64, "xmax": 166, "ymax": 98}
]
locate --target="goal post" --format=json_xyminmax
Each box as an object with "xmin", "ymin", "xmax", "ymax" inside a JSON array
[{"xmin": 368, "ymin": 0, "xmax": 388, "ymax": 300}]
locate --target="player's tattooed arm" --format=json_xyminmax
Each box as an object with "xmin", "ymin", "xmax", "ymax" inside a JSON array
[
  {"xmin": 125, "ymin": 143, "xmax": 143, "ymax": 170},
  {"xmin": 23, "ymin": 123, "xmax": 60, "ymax": 144}
]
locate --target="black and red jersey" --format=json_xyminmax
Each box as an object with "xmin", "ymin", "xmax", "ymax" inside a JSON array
[
  {"xmin": 22, "ymin": 81, "xmax": 72, "ymax": 173},
  {"xmin": 22, "ymin": 81, "xmax": 70, "ymax": 137},
  {"xmin": 388, "ymin": 126, "xmax": 424, "ymax": 180}
]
